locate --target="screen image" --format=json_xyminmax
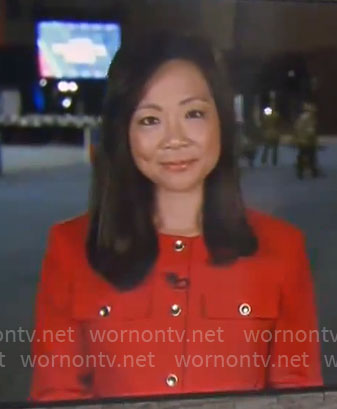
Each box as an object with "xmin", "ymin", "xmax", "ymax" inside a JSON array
[
  {"xmin": 3, "ymin": 0, "xmax": 337, "ymax": 405},
  {"xmin": 36, "ymin": 21, "xmax": 121, "ymax": 79}
]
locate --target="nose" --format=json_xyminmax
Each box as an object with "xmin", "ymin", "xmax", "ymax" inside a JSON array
[{"xmin": 161, "ymin": 117, "xmax": 189, "ymax": 149}]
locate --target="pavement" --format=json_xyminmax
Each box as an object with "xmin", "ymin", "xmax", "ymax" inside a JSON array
[
  {"xmin": 0, "ymin": 144, "xmax": 87, "ymax": 174},
  {"xmin": 0, "ymin": 142, "xmax": 336, "ymax": 402}
]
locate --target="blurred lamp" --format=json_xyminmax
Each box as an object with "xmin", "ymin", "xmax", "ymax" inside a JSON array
[
  {"xmin": 58, "ymin": 81, "xmax": 69, "ymax": 93},
  {"xmin": 69, "ymin": 82, "xmax": 79, "ymax": 92},
  {"xmin": 62, "ymin": 97, "xmax": 72, "ymax": 109}
]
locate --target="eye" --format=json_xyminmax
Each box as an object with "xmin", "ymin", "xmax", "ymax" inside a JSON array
[
  {"xmin": 138, "ymin": 116, "xmax": 160, "ymax": 126},
  {"xmin": 186, "ymin": 109, "xmax": 205, "ymax": 119}
]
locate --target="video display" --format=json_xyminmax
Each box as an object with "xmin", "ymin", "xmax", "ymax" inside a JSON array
[{"xmin": 37, "ymin": 21, "xmax": 121, "ymax": 79}]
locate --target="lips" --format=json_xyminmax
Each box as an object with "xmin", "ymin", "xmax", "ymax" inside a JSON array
[
  {"xmin": 161, "ymin": 159, "xmax": 197, "ymax": 166},
  {"xmin": 160, "ymin": 158, "xmax": 198, "ymax": 172}
]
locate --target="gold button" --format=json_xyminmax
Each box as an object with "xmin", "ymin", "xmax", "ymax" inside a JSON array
[
  {"xmin": 99, "ymin": 305, "xmax": 111, "ymax": 317},
  {"xmin": 170, "ymin": 304, "xmax": 182, "ymax": 317},
  {"xmin": 174, "ymin": 240, "xmax": 185, "ymax": 252},
  {"xmin": 166, "ymin": 373, "xmax": 178, "ymax": 387},
  {"xmin": 239, "ymin": 303, "xmax": 251, "ymax": 316}
]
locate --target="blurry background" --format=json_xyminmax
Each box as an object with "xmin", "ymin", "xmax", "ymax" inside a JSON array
[{"xmin": 0, "ymin": 0, "xmax": 337, "ymax": 402}]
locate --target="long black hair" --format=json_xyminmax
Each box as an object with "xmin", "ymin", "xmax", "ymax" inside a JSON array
[{"xmin": 86, "ymin": 30, "xmax": 258, "ymax": 291}]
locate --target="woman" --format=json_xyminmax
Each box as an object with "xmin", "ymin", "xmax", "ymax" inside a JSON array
[{"xmin": 29, "ymin": 31, "xmax": 322, "ymax": 402}]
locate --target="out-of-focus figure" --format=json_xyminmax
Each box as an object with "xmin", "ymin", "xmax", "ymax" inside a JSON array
[
  {"xmin": 260, "ymin": 105, "xmax": 281, "ymax": 166},
  {"xmin": 234, "ymin": 94, "xmax": 257, "ymax": 167},
  {"xmin": 293, "ymin": 102, "xmax": 320, "ymax": 179},
  {"xmin": 236, "ymin": 123, "xmax": 258, "ymax": 168}
]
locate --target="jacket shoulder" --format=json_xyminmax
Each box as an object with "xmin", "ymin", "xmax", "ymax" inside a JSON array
[
  {"xmin": 246, "ymin": 208, "xmax": 304, "ymax": 250},
  {"xmin": 46, "ymin": 212, "xmax": 90, "ymax": 271},
  {"xmin": 50, "ymin": 212, "xmax": 89, "ymax": 242},
  {"xmin": 40, "ymin": 213, "xmax": 91, "ymax": 308}
]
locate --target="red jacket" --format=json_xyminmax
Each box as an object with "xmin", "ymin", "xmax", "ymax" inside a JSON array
[{"xmin": 29, "ymin": 209, "xmax": 323, "ymax": 402}]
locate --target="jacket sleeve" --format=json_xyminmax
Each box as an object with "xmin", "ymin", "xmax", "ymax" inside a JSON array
[
  {"xmin": 267, "ymin": 232, "xmax": 323, "ymax": 388},
  {"xmin": 29, "ymin": 225, "xmax": 94, "ymax": 402}
]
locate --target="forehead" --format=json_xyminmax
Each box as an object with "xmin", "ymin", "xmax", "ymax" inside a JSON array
[{"xmin": 140, "ymin": 59, "xmax": 212, "ymax": 101}]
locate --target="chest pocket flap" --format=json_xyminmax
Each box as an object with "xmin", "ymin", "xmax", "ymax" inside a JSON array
[
  {"xmin": 201, "ymin": 284, "xmax": 280, "ymax": 320},
  {"xmin": 71, "ymin": 276, "xmax": 153, "ymax": 322}
]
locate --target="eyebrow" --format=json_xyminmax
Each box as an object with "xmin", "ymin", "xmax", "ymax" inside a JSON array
[
  {"xmin": 137, "ymin": 96, "xmax": 211, "ymax": 111},
  {"xmin": 180, "ymin": 96, "xmax": 211, "ymax": 105}
]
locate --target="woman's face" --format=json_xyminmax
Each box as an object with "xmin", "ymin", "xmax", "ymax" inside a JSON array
[{"xmin": 129, "ymin": 59, "xmax": 221, "ymax": 192}]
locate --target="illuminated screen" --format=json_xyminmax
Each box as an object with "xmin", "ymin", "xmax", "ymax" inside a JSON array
[{"xmin": 36, "ymin": 21, "xmax": 121, "ymax": 79}]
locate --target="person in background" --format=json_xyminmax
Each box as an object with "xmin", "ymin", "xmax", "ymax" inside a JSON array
[
  {"xmin": 237, "ymin": 125, "xmax": 257, "ymax": 168},
  {"xmin": 261, "ymin": 104, "xmax": 281, "ymax": 166},
  {"xmin": 293, "ymin": 102, "xmax": 320, "ymax": 179}
]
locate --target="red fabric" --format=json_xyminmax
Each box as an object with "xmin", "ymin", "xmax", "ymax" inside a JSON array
[{"xmin": 29, "ymin": 209, "xmax": 323, "ymax": 402}]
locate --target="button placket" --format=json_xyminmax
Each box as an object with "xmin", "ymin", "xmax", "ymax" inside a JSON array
[
  {"xmin": 157, "ymin": 235, "xmax": 193, "ymax": 390},
  {"xmin": 167, "ymin": 238, "xmax": 189, "ymax": 318}
]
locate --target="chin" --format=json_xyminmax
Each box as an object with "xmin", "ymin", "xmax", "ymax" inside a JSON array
[{"xmin": 157, "ymin": 176, "xmax": 203, "ymax": 192}]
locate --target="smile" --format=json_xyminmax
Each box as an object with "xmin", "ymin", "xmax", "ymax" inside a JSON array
[{"xmin": 160, "ymin": 159, "xmax": 198, "ymax": 172}]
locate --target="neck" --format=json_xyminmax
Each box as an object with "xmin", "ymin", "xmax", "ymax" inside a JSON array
[{"xmin": 154, "ymin": 185, "xmax": 203, "ymax": 237}]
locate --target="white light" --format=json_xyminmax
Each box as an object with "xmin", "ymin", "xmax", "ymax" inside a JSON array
[
  {"xmin": 39, "ymin": 79, "xmax": 47, "ymax": 87},
  {"xmin": 264, "ymin": 107, "xmax": 273, "ymax": 116},
  {"xmin": 69, "ymin": 81, "xmax": 78, "ymax": 92},
  {"xmin": 288, "ymin": 70, "xmax": 295, "ymax": 78},
  {"xmin": 58, "ymin": 81, "xmax": 69, "ymax": 93},
  {"xmin": 62, "ymin": 97, "xmax": 72, "ymax": 109}
]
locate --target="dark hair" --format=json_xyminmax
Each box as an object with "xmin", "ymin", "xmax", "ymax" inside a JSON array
[{"xmin": 86, "ymin": 30, "xmax": 258, "ymax": 291}]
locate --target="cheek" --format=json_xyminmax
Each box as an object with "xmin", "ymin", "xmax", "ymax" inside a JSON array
[
  {"xmin": 129, "ymin": 128, "xmax": 158, "ymax": 169},
  {"xmin": 199, "ymin": 121, "xmax": 221, "ymax": 165}
]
